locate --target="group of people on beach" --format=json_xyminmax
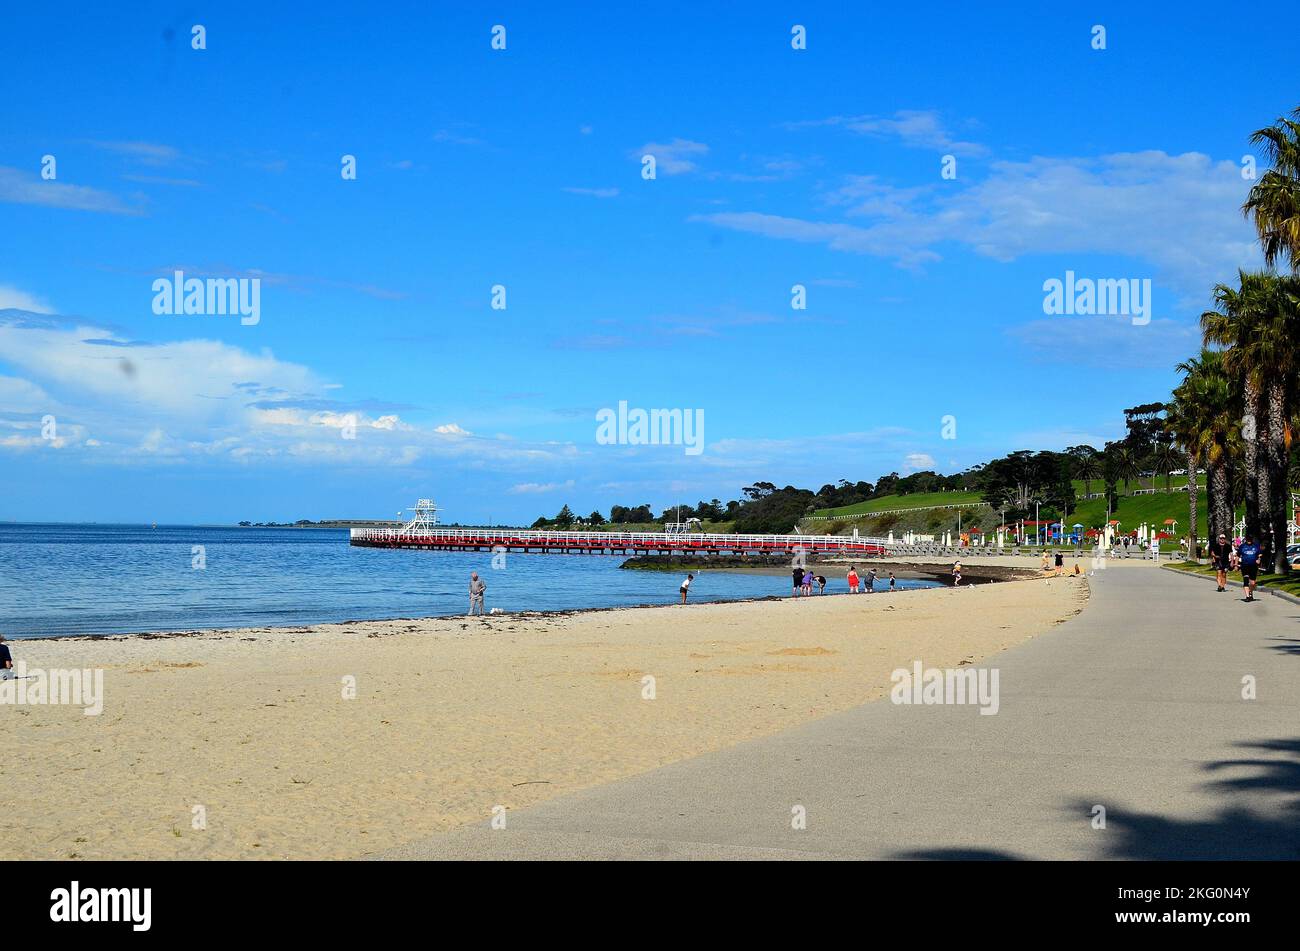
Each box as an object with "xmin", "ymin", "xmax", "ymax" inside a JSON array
[
  {"xmin": 1039, "ymin": 551, "xmax": 1082, "ymax": 577},
  {"xmin": 841, "ymin": 566, "xmax": 896, "ymax": 595},
  {"xmin": 677, "ymin": 565, "xmax": 900, "ymax": 604}
]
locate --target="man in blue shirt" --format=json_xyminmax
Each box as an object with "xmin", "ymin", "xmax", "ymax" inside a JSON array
[{"xmin": 1237, "ymin": 534, "xmax": 1262, "ymax": 602}]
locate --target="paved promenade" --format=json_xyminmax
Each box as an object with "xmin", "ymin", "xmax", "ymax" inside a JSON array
[{"xmin": 383, "ymin": 565, "xmax": 1300, "ymax": 860}]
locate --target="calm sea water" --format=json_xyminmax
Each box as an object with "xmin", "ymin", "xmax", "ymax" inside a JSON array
[{"xmin": 0, "ymin": 524, "xmax": 940, "ymax": 639}]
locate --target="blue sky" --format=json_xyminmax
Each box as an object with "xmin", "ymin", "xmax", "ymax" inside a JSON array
[{"xmin": 1, "ymin": 2, "xmax": 1295, "ymax": 524}]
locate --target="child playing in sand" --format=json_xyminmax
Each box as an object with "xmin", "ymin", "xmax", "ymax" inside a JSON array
[
  {"xmin": 847, "ymin": 567, "xmax": 860, "ymax": 593},
  {"xmin": 952, "ymin": 562, "xmax": 962, "ymax": 586}
]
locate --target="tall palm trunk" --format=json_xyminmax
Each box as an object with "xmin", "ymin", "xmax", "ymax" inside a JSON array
[
  {"xmin": 1257, "ymin": 409, "xmax": 1275, "ymax": 568},
  {"xmin": 1209, "ymin": 456, "xmax": 1232, "ymax": 542},
  {"xmin": 1266, "ymin": 380, "xmax": 1291, "ymax": 574},
  {"xmin": 1186, "ymin": 449, "xmax": 1200, "ymax": 558},
  {"xmin": 1242, "ymin": 379, "xmax": 1263, "ymax": 544}
]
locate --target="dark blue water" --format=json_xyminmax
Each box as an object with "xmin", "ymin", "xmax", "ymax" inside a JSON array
[{"xmin": 0, "ymin": 524, "xmax": 939, "ymax": 638}]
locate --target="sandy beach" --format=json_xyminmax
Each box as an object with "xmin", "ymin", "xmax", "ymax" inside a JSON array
[{"xmin": 2, "ymin": 574, "xmax": 1088, "ymax": 860}]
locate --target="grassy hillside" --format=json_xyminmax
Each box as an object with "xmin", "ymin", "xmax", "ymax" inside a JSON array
[
  {"xmin": 816, "ymin": 490, "xmax": 984, "ymax": 517},
  {"xmin": 812, "ymin": 484, "xmax": 1211, "ymax": 539},
  {"xmin": 814, "ymin": 476, "xmax": 1202, "ymax": 528}
]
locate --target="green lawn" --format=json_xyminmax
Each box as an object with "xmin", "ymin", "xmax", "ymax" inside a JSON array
[
  {"xmin": 1064, "ymin": 489, "xmax": 1208, "ymax": 537},
  {"xmin": 815, "ymin": 490, "xmax": 985, "ymax": 518},
  {"xmin": 814, "ymin": 476, "xmax": 1206, "ymax": 535}
]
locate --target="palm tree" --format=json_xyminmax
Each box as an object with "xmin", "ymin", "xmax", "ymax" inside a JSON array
[
  {"xmin": 1067, "ymin": 445, "xmax": 1102, "ymax": 499},
  {"xmin": 1259, "ymin": 276, "xmax": 1299, "ymax": 573},
  {"xmin": 1151, "ymin": 439, "xmax": 1181, "ymax": 493},
  {"xmin": 1243, "ymin": 107, "xmax": 1300, "ymax": 272},
  {"xmin": 1201, "ymin": 271, "xmax": 1272, "ymax": 552},
  {"xmin": 1164, "ymin": 397, "xmax": 1201, "ymax": 555},
  {"xmin": 1108, "ymin": 445, "xmax": 1141, "ymax": 496},
  {"xmin": 1173, "ymin": 351, "xmax": 1239, "ymax": 543}
]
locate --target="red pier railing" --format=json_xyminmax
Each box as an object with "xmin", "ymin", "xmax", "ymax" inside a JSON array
[{"xmin": 349, "ymin": 526, "xmax": 888, "ymax": 557}]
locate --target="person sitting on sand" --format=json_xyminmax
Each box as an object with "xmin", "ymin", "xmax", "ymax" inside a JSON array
[
  {"xmin": 816, "ymin": 574, "xmax": 827, "ymax": 595},
  {"xmin": 468, "ymin": 572, "xmax": 487, "ymax": 616},
  {"xmin": 0, "ymin": 634, "xmax": 12, "ymax": 681},
  {"xmin": 1073, "ymin": 560, "xmax": 1081, "ymax": 575},
  {"xmin": 680, "ymin": 573, "xmax": 693, "ymax": 604},
  {"xmin": 847, "ymin": 566, "xmax": 860, "ymax": 593}
]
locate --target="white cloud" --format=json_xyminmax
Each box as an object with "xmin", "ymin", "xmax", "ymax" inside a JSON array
[
  {"xmin": 89, "ymin": 141, "xmax": 183, "ymax": 165},
  {"xmin": 903, "ymin": 452, "xmax": 937, "ymax": 473},
  {"xmin": 695, "ymin": 151, "xmax": 1262, "ymax": 297},
  {"xmin": 0, "ymin": 374, "xmax": 51, "ymax": 412},
  {"xmin": 508, "ymin": 480, "xmax": 576, "ymax": 494},
  {"xmin": 0, "ymin": 167, "xmax": 141, "ymax": 215},
  {"xmin": 785, "ymin": 110, "xmax": 986, "ymax": 156},
  {"xmin": 1009, "ymin": 316, "xmax": 1199, "ymax": 369},
  {"xmin": 0, "ymin": 312, "xmax": 573, "ymax": 469},
  {"xmin": 0, "ymin": 285, "xmax": 53, "ymax": 313},
  {"xmin": 562, "ymin": 186, "xmax": 619, "ymax": 198},
  {"xmin": 635, "ymin": 139, "xmax": 708, "ymax": 175}
]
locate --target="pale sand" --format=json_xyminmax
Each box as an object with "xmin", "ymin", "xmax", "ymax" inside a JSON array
[{"xmin": 1, "ymin": 575, "xmax": 1088, "ymax": 860}]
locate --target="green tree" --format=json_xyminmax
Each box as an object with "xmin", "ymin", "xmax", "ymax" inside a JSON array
[
  {"xmin": 1150, "ymin": 439, "xmax": 1181, "ymax": 493},
  {"xmin": 1067, "ymin": 445, "xmax": 1102, "ymax": 499},
  {"xmin": 1106, "ymin": 444, "xmax": 1141, "ymax": 496},
  {"xmin": 1243, "ymin": 106, "xmax": 1300, "ymax": 272},
  {"xmin": 1196, "ymin": 267, "xmax": 1268, "ymax": 550},
  {"xmin": 1172, "ymin": 350, "xmax": 1240, "ymax": 544}
]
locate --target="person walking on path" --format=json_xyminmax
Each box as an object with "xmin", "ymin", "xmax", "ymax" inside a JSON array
[
  {"xmin": 468, "ymin": 572, "xmax": 487, "ymax": 616},
  {"xmin": 1208, "ymin": 532, "xmax": 1233, "ymax": 592},
  {"xmin": 1237, "ymin": 535, "xmax": 1262, "ymax": 602},
  {"xmin": 679, "ymin": 573, "xmax": 693, "ymax": 604}
]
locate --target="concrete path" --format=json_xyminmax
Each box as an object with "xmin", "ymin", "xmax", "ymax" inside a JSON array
[{"xmin": 382, "ymin": 566, "xmax": 1300, "ymax": 860}]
